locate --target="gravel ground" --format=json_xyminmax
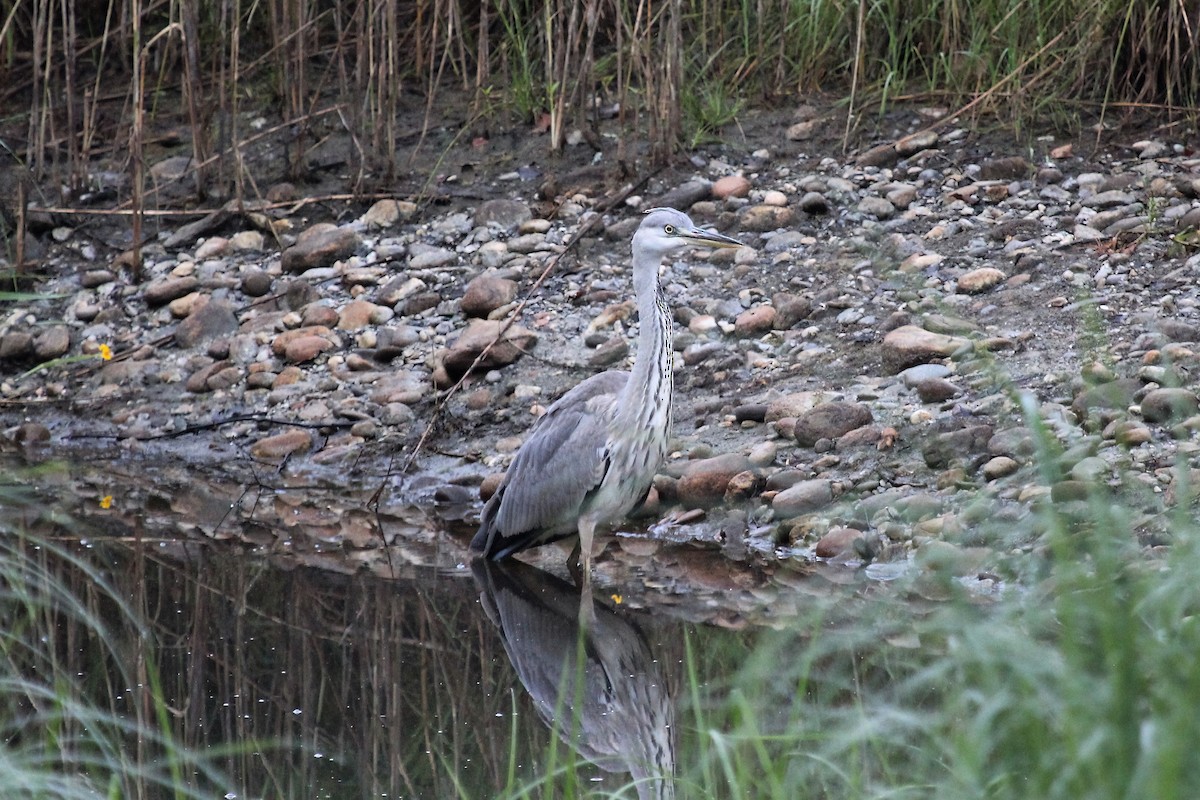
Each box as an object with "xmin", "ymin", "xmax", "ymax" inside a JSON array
[{"xmin": 5, "ymin": 103, "xmax": 1200, "ymax": 612}]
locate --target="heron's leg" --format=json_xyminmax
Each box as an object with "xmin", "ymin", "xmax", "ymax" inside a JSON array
[
  {"xmin": 575, "ymin": 515, "xmax": 597, "ymax": 594},
  {"xmin": 567, "ymin": 536, "xmax": 583, "ymax": 584}
]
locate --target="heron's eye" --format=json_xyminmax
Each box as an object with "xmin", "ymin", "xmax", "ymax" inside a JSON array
[{"xmin": 663, "ymin": 224, "xmax": 676, "ymax": 235}]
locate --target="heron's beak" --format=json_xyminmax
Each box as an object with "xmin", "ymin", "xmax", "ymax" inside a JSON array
[{"xmin": 682, "ymin": 226, "xmax": 743, "ymax": 250}]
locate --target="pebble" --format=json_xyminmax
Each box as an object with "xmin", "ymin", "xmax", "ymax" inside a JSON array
[
  {"xmin": 1140, "ymin": 388, "xmax": 1200, "ymax": 424},
  {"xmin": 32, "ymin": 326, "xmax": 71, "ymax": 360},
  {"xmin": 281, "ymin": 224, "xmax": 362, "ymax": 273},
  {"xmin": 676, "ymin": 454, "xmax": 755, "ymax": 507},
  {"xmin": 772, "ymin": 479, "xmax": 834, "ymax": 518},
  {"xmin": 249, "ymin": 429, "xmax": 314, "ymax": 460},
  {"xmin": 956, "ymin": 267, "xmax": 1006, "ymax": 294},
  {"xmin": 814, "ymin": 527, "xmax": 864, "ymax": 558},
  {"xmin": 144, "ymin": 276, "xmax": 199, "ymax": 306},
  {"xmin": 733, "ymin": 305, "xmax": 776, "ymax": 337},
  {"xmin": 712, "ymin": 175, "xmax": 751, "ymax": 199},
  {"xmin": 461, "ymin": 274, "xmax": 519, "ymax": 318},
  {"xmin": 738, "ymin": 204, "xmax": 794, "ymax": 231},
  {"xmin": 881, "ymin": 325, "xmax": 971, "ymax": 373},
  {"xmin": 981, "ymin": 456, "xmax": 1019, "ymax": 480},
  {"xmin": 793, "ymin": 401, "xmax": 873, "ymax": 447},
  {"xmin": 175, "ymin": 299, "xmax": 238, "ymax": 348}
]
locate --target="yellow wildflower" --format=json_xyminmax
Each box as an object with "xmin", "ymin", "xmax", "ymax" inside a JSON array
[
  {"xmin": 98, "ymin": 343, "xmax": 113, "ymax": 361},
  {"xmin": 610, "ymin": 594, "xmax": 623, "ymax": 605},
  {"xmin": 100, "ymin": 495, "xmax": 113, "ymax": 509}
]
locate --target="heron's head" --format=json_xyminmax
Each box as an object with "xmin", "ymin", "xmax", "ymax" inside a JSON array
[{"xmin": 633, "ymin": 207, "xmax": 743, "ymax": 261}]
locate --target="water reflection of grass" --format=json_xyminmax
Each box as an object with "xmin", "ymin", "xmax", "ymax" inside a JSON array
[{"xmin": 0, "ymin": 527, "xmax": 226, "ymax": 797}]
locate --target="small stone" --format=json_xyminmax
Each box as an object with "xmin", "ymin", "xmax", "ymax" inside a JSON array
[
  {"xmin": 957, "ymin": 267, "xmax": 1006, "ymax": 294},
  {"xmin": 772, "ymin": 479, "xmax": 834, "ymax": 518},
  {"xmin": 793, "ymin": 402, "xmax": 873, "ymax": 447},
  {"xmin": 724, "ymin": 470, "xmax": 764, "ymax": 502},
  {"xmin": 241, "ymin": 268, "xmax": 273, "ymax": 297},
  {"xmin": 676, "ymin": 454, "xmax": 754, "ymax": 507},
  {"xmin": 440, "ymin": 319, "xmax": 538, "ymax": 380},
  {"xmin": 81, "ymin": 269, "xmax": 116, "ymax": 288},
  {"xmin": 337, "ymin": 299, "xmax": 384, "ymax": 331},
  {"xmin": 798, "ymin": 192, "xmax": 829, "ymax": 214},
  {"xmin": 587, "ymin": 337, "xmax": 628, "ymax": 368},
  {"xmin": 175, "ymin": 299, "xmax": 238, "ymax": 348},
  {"xmin": 362, "ymin": 199, "xmax": 417, "ymax": 228},
  {"xmin": 772, "ymin": 293, "xmax": 813, "ymax": 328},
  {"xmin": 982, "ymin": 456, "xmax": 1019, "ymax": 480},
  {"xmin": 461, "ymin": 274, "xmax": 519, "ymax": 318},
  {"xmin": 32, "ymin": 326, "xmax": 71, "ymax": 361},
  {"xmin": 979, "ymin": 156, "xmax": 1031, "ymax": 180},
  {"xmin": 230, "ymin": 230, "xmax": 265, "ymax": 251},
  {"xmin": 857, "ymin": 196, "xmax": 896, "ymax": 219},
  {"xmin": 249, "ymin": 429, "xmax": 314, "ymax": 460},
  {"xmin": 786, "ymin": 120, "xmax": 818, "ymax": 140},
  {"xmin": 915, "ymin": 377, "xmax": 962, "ymax": 403},
  {"xmin": 814, "ymin": 527, "xmax": 863, "ymax": 558},
  {"xmin": 762, "ymin": 190, "xmax": 788, "ymax": 207},
  {"xmin": 1072, "ymin": 378, "xmax": 1141, "ymax": 424},
  {"xmin": 475, "ymin": 199, "xmax": 533, "ymax": 231},
  {"xmin": 281, "ymin": 224, "xmax": 361, "ymax": 273},
  {"xmin": 734, "ymin": 305, "xmax": 776, "ymax": 337},
  {"xmin": 1140, "ymin": 388, "xmax": 1200, "ymax": 424},
  {"xmin": 738, "ymin": 204, "xmax": 794, "ymax": 232},
  {"xmin": 284, "ymin": 335, "xmax": 335, "ymax": 363},
  {"xmin": 195, "ymin": 237, "xmax": 230, "ymax": 259},
  {"xmin": 712, "ymin": 175, "xmax": 751, "ymax": 200},
  {"xmin": 144, "ymin": 276, "xmax": 199, "ymax": 306},
  {"xmin": 1, "ymin": 332, "xmax": 35, "ymax": 361},
  {"xmin": 881, "ymin": 326, "xmax": 971, "ymax": 373}
]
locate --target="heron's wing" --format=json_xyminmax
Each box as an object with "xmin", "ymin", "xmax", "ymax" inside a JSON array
[{"xmin": 473, "ymin": 371, "xmax": 627, "ymax": 558}]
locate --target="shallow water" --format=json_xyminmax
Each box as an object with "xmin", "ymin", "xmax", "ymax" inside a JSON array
[{"xmin": 2, "ymin": 452, "xmax": 920, "ymax": 798}]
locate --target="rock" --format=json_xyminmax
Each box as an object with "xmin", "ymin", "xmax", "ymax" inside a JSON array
[
  {"xmin": 144, "ymin": 276, "xmax": 199, "ymax": 307},
  {"xmin": 712, "ymin": 175, "xmax": 751, "ymax": 200},
  {"xmin": 676, "ymin": 454, "xmax": 754, "ymax": 507},
  {"xmin": 900, "ymin": 363, "xmax": 953, "ymax": 386},
  {"xmin": 241, "ymin": 268, "xmax": 273, "ymax": 297},
  {"xmin": 337, "ymin": 299, "xmax": 385, "ymax": 330},
  {"xmin": 857, "ymin": 196, "xmax": 895, "ymax": 219},
  {"xmin": 1140, "ymin": 388, "xmax": 1200, "ymax": 424},
  {"xmin": 1107, "ymin": 420, "xmax": 1152, "ymax": 446},
  {"xmin": 32, "ymin": 326, "xmax": 71, "ymax": 361},
  {"xmin": 1071, "ymin": 378, "xmax": 1141, "ymax": 424},
  {"xmin": 772, "ymin": 479, "xmax": 834, "ymax": 518},
  {"xmin": 772, "ymin": 293, "xmax": 813, "ymax": 328},
  {"xmin": 284, "ymin": 335, "xmax": 336, "ymax": 363},
  {"xmin": 881, "ymin": 325, "xmax": 971, "ymax": 373},
  {"xmin": 175, "ymin": 299, "xmax": 238, "ymax": 348},
  {"xmin": 734, "ymin": 305, "xmax": 776, "ymax": 337},
  {"xmin": 185, "ymin": 360, "xmax": 234, "ymax": 393},
  {"xmin": 249, "ymin": 429, "xmax": 314, "ymax": 460},
  {"xmin": 738, "ymin": 204, "xmax": 794, "ymax": 232},
  {"xmin": 923, "ymin": 424, "xmax": 993, "ymax": 468},
  {"xmin": 982, "ymin": 456, "xmax": 1019, "ymax": 480},
  {"xmin": 408, "ymin": 246, "xmax": 457, "ymax": 269},
  {"xmin": 798, "ymin": 191, "xmax": 829, "ymax": 214},
  {"xmin": 1157, "ymin": 319, "xmax": 1200, "ymax": 343},
  {"xmin": 281, "ymin": 224, "xmax": 361, "ymax": 273},
  {"xmin": 896, "ymin": 129, "xmax": 938, "ymax": 154},
  {"xmin": 0, "ymin": 332, "xmax": 33, "ymax": 361},
  {"xmin": 979, "ymin": 156, "xmax": 1031, "ymax": 180},
  {"xmin": 786, "ymin": 120, "xmax": 818, "ymax": 141},
  {"xmin": 654, "ymin": 180, "xmax": 712, "ymax": 212},
  {"xmin": 168, "ymin": 292, "xmax": 203, "ymax": 318},
  {"xmin": 441, "ymin": 319, "xmax": 538, "ymax": 379},
  {"xmin": 914, "ymin": 377, "xmax": 961, "ymax": 403},
  {"xmin": 724, "ymin": 470, "xmax": 764, "ymax": 502},
  {"xmin": 814, "ymin": 527, "xmax": 863, "ymax": 558},
  {"xmin": 461, "ymin": 274, "xmax": 519, "ymax": 318},
  {"xmin": 956, "ymin": 267, "xmax": 1006, "ymax": 294},
  {"xmin": 793, "ymin": 402, "xmax": 873, "ymax": 447},
  {"xmin": 587, "ymin": 337, "xmax": 628, "ymax": 368},
  {"xmin": 474, "ymin": 199, "xmax": 532, "ymax": 231},
  {"xmin": 230, "ymin": 230, "xmax": 265, "ymax": 251},
  {"xmin": 361, "ymin": 199, "xmax": 417, "ymax": 228},
  {"xmin": 764, "ymin": 392, "xmax": 824, "ymax": 422},
  {"xmin": 195, "ymin": 237, "xmax": 230, "ymax": 259},
  {"xmin": 81, "ymin": 269, "xmax": 116, "ymax": 288}
]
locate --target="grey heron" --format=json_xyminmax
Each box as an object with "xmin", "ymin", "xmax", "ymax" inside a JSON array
[{"xmin": 470, "ymin": 207, "xmax": 743, "ymax": 589}]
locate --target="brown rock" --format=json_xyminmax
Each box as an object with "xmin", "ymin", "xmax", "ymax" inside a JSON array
[
  {"xmin": 0, "ymin": 332, "xmax": 34, "ymax": 361},
  {"xmin": 957, "ymin": 267, "xmax": 1006, "ymax": 294},
  {"xmin": 764, "ymin": 392, "xmax": 824, "ymax": 422},
  {"xmin": 271, "ymin": 326, "xmax": 335, "ymax": 357},
  {"xmin": 724, "ymin": 470, "xmax": 764, "ymax": 502},
  {"xmin": 815, "ymin": 527, "xmax": 863, "ymax": 558},
  {"xmin": 32, "ymin": 325, "xmax": 71, "ymax": 361},
  {"xmin": 738, "ymin": 204, "xmax": 794, "ymax": 232},
  {"xmin": 1071, "ymin": 378, "xmax": 1141, "ymax": 424},
  {"xmin": 734, "ymin": 305, "xmax": 777, "ymax": 337},
  {"xmin": 461, "ymin": 274, "xmax": 519, "ymax": 318},
  {"xmin": 772, "ymin": 479, "xmax": 834, "ymax": 518},
  {"xmin": 1140, "ymin": 388, "xmax": 1200, "ymax": 424},
  {"xmin": 337, "ymin": 299, "xmax": 383, "ymax": 331},
  {"xmin": 186, "ymin": 360, "xmax": 232, "ymax": 393},
  {"xmin": 281, "ymin": 224, "xmax": 361, "ymax": 273},
  {"xmin": 441, "ymin": 319, "xmax": 538, "ymax": 378},
  {"xmin": 676, "ymin": 454, "xmax": 755, "ymax": 507},
  {"xmin": 249, "ymin": 429, "xmax": 314, "ymax": 460},
  {"xmin": 284, "ymin": 335, "xmax": 335, "ymax": 363},
  {"xmin": 144, "ymin": 276, "xmax": 199, "ymax": 307},
  {"xmin": 793, "ymin": 402, "xmax": 874, "ymax": 447},
  {"xmin": 980, "ymin": 156, "xmax": 1032, "ymax": 180},
  {"xmin": 712, "ymin": 175, "xmax": 751, "ymax": 200},
  {"xmin": 915, "ymin": 377, "xmax": 962, "ymax": 403},
  {"xmin": 881, "ymin": 325, "xmax": 971, "ymax": 373},
  {"xmin": 175, "ymin": 299, "xmax": 238, "ymax": 349}
]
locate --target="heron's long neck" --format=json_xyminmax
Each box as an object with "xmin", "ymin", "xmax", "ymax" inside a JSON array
[{"xmin": 618, "ymin": 267, "xmax": 673, "ymax": 433}]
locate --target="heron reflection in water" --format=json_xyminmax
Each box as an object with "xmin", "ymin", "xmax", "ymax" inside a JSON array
[{"xmin": 473, "ymin": 559, "xmax": 675, "ymax": 800}]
